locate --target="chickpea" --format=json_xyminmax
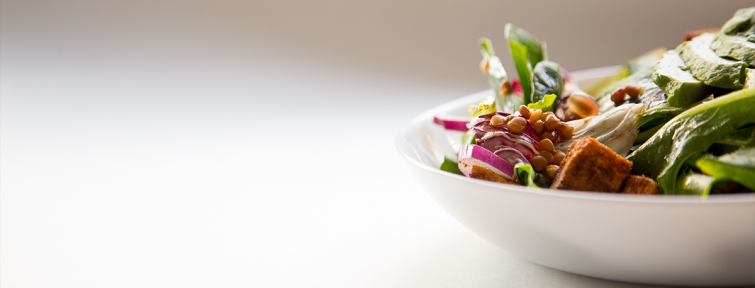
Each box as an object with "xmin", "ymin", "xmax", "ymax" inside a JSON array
[
  {"xmin": 555, "ymin": 123, "xmax": 574, "ymax": 140},
  {"xmin": 540, "ymin": 150, "xmax": 554, "ymax": 164},
  {"xmin": 553, "ymin": 151, "xmax": 566, "ymax": 166},
  {"xmin": 611, "ymin": 87, "xmax": 627, "ymax": 106},
  {"xmin": 544, "ymin": 114, "xmax": 559, "ymax": 130},
  {"xmin": 539, "ymin": 138, "xmax": 555, "ymax": 153},
  {"xmin": 518, "ymin": 105, "xmax": 531, "ymax": 119},
  {"xmin": 541, "ymin": 130, "xmax": 558, "ymax": 143},
  {"xmin": 490, "ymin": 114, "xmax": 507, "ymax": 127},
  {"xmin": 531, "ymin": 156, "xmax": 548, "ymax": 172},
  {"xmin": 540, "ymin": 111, "xmax": 550, "ymax": 122},
  {"xmin": 533, "ymin": 120, "xmax": 545, "ymax": 134},
  {"xmin": 507, "ymin": 116, "xmax": 527, "ymax": 134},
  {"xmin": 563, "ymin": 125, "xmax": 574, "ymax": 139},
  {"xmin": 624, "ymin": 84, "xmax": 644, "ymax": 99},
  {"xmin": 529, "ymin": 109, "xmax": 543, "ymax": 124},
  {"xmin": 566, "ymin": 94, "xmax": 599, "ymax": 118},
  {"xmin": 479, "ymin": 58, "xmax": 489, "ymax": 74},
  {"xmin": 546, "ymin": 165, "xmax": 560, "ymax": 179}
]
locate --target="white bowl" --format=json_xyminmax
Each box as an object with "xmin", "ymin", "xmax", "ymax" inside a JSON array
[{"xmin": 396, "ymin": 67, "xmax": 755, "ymax": 286}]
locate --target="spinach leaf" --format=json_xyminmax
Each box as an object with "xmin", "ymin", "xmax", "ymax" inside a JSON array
[
  {"xmin": 531, "ymin": 61, "xmax": 564, "ymax": 109},
  {"xmin": 696, "ymin": 147, "xmax": 755, "ymax": 190},
  {"xmin": 508, "ymin": 41, "xmax": 534, "ymax": 104},
  {"xmin": 440, "ymin": 153, "xmax": 463, "ymax": 175},
  {"xmin": 636, "ymin": 104, "xmax": 684, "ymax": 132},
  {"xmin": 676, "ymin": 171, "xmax": 719, "ymax": 196},
  {"xmin": 505, "ymin": 24, "xmax": 546, "ymax": 104},
  {"xmin": 626, "ymin": 88, "xmax": 755, "ymax": 194}
]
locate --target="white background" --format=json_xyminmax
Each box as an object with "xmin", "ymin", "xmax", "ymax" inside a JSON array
[{"xmin": 2, "ymin": 1, "xmax": 752, "ymax": 287}]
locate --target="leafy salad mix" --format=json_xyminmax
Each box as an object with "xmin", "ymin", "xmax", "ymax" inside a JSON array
[{"xmin": 435, "ymin": 7, "xmax": 755, "ymax": 196}]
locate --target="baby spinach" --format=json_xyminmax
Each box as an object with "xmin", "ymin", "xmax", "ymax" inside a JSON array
[
  {"xmin": 627, "ymin": 88, "xmax": 755, "ymax": 194},
  {"xmin": 505, "ymin": 24, "xmax": 546, "ymax": 105},
  {"xmin": 532, "ymin": 61, "xmax": 564, "ymax": 108}
]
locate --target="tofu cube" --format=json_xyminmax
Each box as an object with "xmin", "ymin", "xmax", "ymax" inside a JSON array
[
  {"xmin": 550, "ymin": 137, "xmax": 632, "ymax": 192},
  {"xmin": 620, "ymin": 175, "xmax": 660, "ymax": 194}
]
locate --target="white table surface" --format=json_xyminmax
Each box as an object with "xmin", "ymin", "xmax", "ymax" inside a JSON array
[{"xmin": 2, "ymin": 1, "xmax": 750, "ymax": 287}]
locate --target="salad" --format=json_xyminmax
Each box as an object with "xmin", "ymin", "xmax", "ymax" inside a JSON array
[{"xmin": 435, "ymin": 7, "xmax": 755, "ymax": 196}]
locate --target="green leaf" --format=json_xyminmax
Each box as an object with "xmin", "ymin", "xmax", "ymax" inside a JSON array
[
  {"xmin": 514, "ymin": 163, "xmax": 538, "ymax": 188},
  {"xmin": 508, "ymin": 41, "xmax": 534, "ymax": 104},
  {"xmin": 505, "ymin": 24, "xmax": 545, "ymax": 105},
  {"xmin": 468, "ymin": 96, "xmax": 497, "ymax": 117},
  {"xmin": 696, "ymin": 147, "xmax": 755, "ymax": 190},
  {"xmin": 461, "ymin": 129, "xmax": 476, "ymax": 146},
  {"xmin": 527, "ymin": 94, "xmax": 557, "ymax": 111},
  {"xmin": 440, "ymin": 154, "xmax": 463, "ymax": 175},
  {"xmin": 531, "ymin": 61, "xmax": 564, "ymax": 109},
  {"xmin": 478, "ymin": 38, "xmax": 518, "ymax": 113},
  {"xmin": 637, "ymin": 104, "xmax": 684, "ymax": 132},
  {"xmin": 627, "ymin": 88, "xmax": 755, "ymax": 194},
  {"xmin": 676, "ymin": 171, "xmax": 717, "ymax": 196},
  {"xmin": 504, "ymin": 24, "xmax": 546, "ymax": 68}
]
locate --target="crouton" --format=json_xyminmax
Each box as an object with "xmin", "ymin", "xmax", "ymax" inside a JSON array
[
  {"xmin": 550, "ymin": 137, "xmax": 632, "ymax": 192},
  {"xmin": 469, "ymin": 165, "xmax": 518, "ymax": 185},
  {"xmin": 620, "ymin": 175, "xmax": 660, "ymax": 194}
]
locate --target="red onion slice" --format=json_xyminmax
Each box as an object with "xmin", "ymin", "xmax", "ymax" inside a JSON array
[
  {"xmin": 433, "ymin": 115, "xmax": 471, "ymax": 131},
  {"xmin": 458, "ymin": 145, "xmax": 521, "ymax": 180},
  {"xmin": 470, "ymin": 112, "xmax": 540, "ymax": 161}
]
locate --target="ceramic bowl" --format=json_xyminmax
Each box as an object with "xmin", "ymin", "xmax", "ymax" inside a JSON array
[{"xmin": 396, "ymin": 67, "xmax": 755, "ymax": 286}]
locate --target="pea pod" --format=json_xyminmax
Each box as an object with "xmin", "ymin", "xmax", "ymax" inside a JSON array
[{"xmin": 627, "ymin": 88, "xmax": 755, "ymax": 194}]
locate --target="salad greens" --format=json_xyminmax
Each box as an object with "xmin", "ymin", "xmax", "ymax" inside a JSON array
[
  {"xmin": 435, "ymin": 7, "xmax": 755, "ymax": 196},
  {"xmin": 531, "ymin": 61, "xmax": 564, "ymax": 109},
  {"xmin": 627, "ymin": 87, "xmax": 755, "ymax": 194},
  {"xmin": 505, "ymin": 24, "xmax": 546, "ymax": 105},
  {"xmin": 527, "ymin": 94, "xmax": 557, "ymax": 111},
  {"xmin": 440, "ymin": 154, "xmax": 464, "ymax": 175},
  {"xmin": 478, "ymin": 38, "xmax": 522, "ymax": 113},
  {"xmin": 514, "ymin": 163, "xmax": 549, "ymax": 188}
]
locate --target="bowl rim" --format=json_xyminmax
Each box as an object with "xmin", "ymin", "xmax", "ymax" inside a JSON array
[{"xmin": 396, "ymin": 71, "xmax": 755, "ymax": 204}]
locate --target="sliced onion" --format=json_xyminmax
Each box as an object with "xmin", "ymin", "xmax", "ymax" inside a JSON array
[
  {"xmin": 433, "ymin": 115, "xmax": 471, "ymax": 131},
  {"xmin": 470, "ymin": 113, "xmax": 540, "ymax": 161},
  {"xmin": 458, "ymin": 145, "xmax": 521, "ymax": 180}
]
